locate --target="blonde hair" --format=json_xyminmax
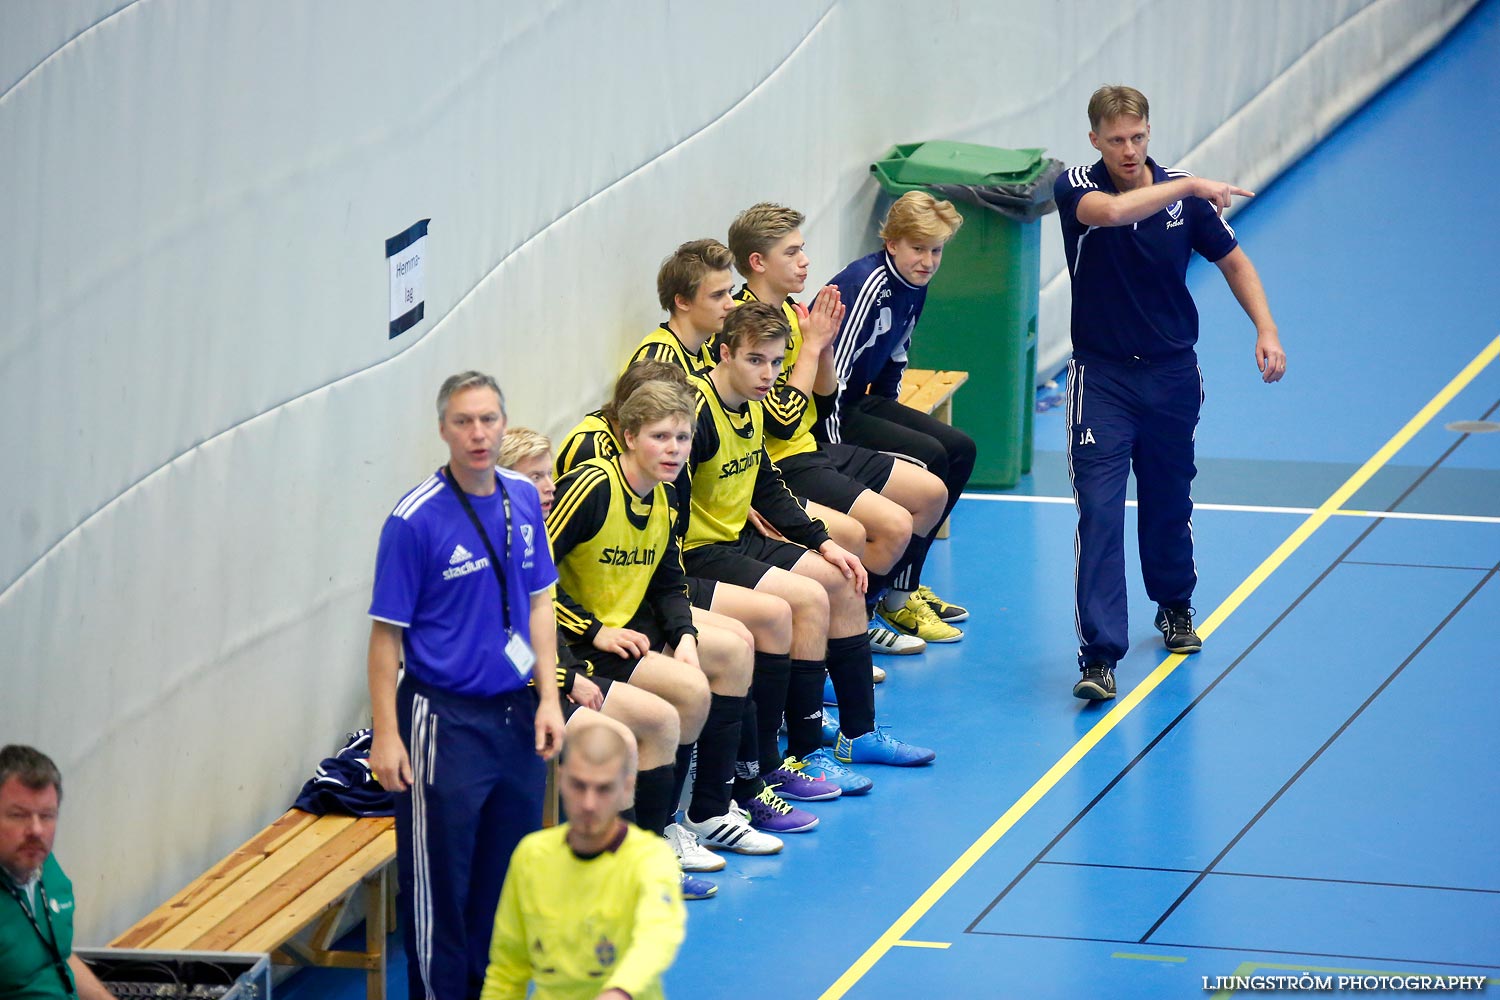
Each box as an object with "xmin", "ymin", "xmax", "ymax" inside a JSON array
[
  {"xmin": 497, "ymin": 427, "xmax": 552, "ymax": 470},
  {"xmin": 617, "ymin": 380, "xmax": 696, "ymax": 439},
  {"xmin": 657, "ymin": 238, "xmax": 735, "ymax": 313},
  {"xmin": 879, "ymin": 191, "xmax": 962, "ymax": 244},
  {"xmin": 1088, "ymin": 85, "xmax": 1150, "ymax": 131},
  {"xmin": 727, "ymin": 202, "xmax": 804, "ymax": 277}
]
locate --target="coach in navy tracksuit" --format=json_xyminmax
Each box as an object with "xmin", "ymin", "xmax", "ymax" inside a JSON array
[
  {"xmin": 367, "ymin": 371, "xmax": 565, "ymax": 999},
  {"xmin": 1055, "ymin": 85, "xmax": 1286, "ymax": 702}
]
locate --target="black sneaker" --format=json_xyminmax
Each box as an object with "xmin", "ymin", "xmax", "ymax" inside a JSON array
[
  {"xmin": 1154, "ymin": 605, "xmax": 1203, "ymax": 654},
  {"xmin": 1073, "ymin": 663, "xmax": 1116, "ymax": 701}
]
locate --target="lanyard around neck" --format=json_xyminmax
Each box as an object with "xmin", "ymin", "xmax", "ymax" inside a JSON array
[
  {"xmin": 2, "ymin": 872, "xmax": 72, "ymax": 995},
  {"xmin": 443, "ymin": 466, "xmax": 514, "ymax": 632}
]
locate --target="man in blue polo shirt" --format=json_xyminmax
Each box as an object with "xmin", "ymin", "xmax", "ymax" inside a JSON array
[
  {"xmin": 368, "ymin": 371, "xmax": 565, "ymax": 1000},
  {"xmin": 1055, "ymin": 85, "xmax": 1286, "ymax": 701}
]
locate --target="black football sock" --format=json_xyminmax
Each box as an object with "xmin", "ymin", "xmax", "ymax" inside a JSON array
[
  {"xmin": 751, "ymin": 651, "xmax": 792, "ymax": 778},
  {"xmin": 732, "ymin": 688, "xmax": 761, "ymax": 801},
  {"xmin": 686, "ymin": 693, "xmax": 744, "ymax": 823},
  {"xmin": 826, "ymin": 633, "xmax": 875, "ymax": 738},
  {"xmin": 633, "ymin": 763, "xmax": 677, "ymax": 837},
  {"xmin": 784, "ymin": 658, "xmax": 828, "ymax": 762}
]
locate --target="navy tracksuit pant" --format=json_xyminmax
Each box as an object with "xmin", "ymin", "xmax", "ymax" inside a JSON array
[
  {"xmin": 1066, "ymin": 355, "xmax": 1201, "ymax": 667},
  {"xmin": 395, "ymin": 674, "xmax": 545, "ymax": 1000}
]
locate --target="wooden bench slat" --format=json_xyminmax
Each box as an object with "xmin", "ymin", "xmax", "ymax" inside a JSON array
[
  {"xmin": 111, "ymin": 809, "xmax": 320, "ymax": 948},
  {"xmin": 187, "ymin": 819, "xmax": 390, "ymax": 952},
  {"xmin": 900, "ymin": 369, "xmax": 969, "ymax": 414},
  {"xmin": 146, "ymin": 815, "xmax": 359, "ymax": 951},
  {"xmin": 233, "ymin": 829, "xmax": 396, "ymax": 954}
]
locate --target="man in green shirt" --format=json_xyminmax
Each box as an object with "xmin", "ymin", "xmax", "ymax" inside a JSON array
[{"xmin": 0, "ymin": 745, "xmax": 115, "ymax": 1000}]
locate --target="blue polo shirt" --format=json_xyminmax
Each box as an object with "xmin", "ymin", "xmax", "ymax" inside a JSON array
[
  {"xmin": 1054, "ymin": 157, "xmax": 1238, "ymax": 364},
  {"xmin": 369, "ymin": 468, "xmax": 557, "ymax": 697}
]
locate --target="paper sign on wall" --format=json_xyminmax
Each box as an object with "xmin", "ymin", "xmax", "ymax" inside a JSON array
[{"xmin": 387, "ymin": 219, "xmax": 430, "ymax": 338}]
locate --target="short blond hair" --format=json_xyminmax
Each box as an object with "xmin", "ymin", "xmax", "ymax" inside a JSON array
[
  {"xmin": 1088, "ymin": 85, "xmax": 1150, "ymax": 131},
  {"xmin": 497, "ymin": 427, "xmax": 552, "ymax": 470},
  {"xmin": 879, "ymin": 191, "xmax": 962, "ymax": 244},
  {"xmin": 727, "ymin": 203, "xmax": 804, "ymax": 277}
]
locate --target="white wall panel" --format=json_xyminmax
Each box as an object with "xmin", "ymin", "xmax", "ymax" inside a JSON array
[{"xmin": 0, "ymin": 0, "xmax": 1473, "ymax": 939}]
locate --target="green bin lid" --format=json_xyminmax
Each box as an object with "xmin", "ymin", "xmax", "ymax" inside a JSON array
[{"xmin": 872, "ymin": 141, "xmax": 1046, "ymax": 189}]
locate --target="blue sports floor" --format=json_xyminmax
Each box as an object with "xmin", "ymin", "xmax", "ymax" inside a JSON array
[{"xmin": 284, "ymin": 3, "xmax": 1500, "ymax": 996}]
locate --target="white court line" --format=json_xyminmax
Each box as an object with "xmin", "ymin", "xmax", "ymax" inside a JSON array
[{"xmin": 959, "ymin": 492, "xmax": 1500, "ymax": 525}]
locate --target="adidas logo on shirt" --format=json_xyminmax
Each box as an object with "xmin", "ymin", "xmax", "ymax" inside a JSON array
[{"xmin": 444, "ymin": 543, "xmax": 490, "ymax": 580}]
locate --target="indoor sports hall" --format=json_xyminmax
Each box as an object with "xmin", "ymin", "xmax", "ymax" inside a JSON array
[{"xmin": 3, "ymin": 1, "xmax": 1495, "ymax": 999}]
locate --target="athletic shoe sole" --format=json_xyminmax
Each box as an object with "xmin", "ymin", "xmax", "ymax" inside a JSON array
[
  {"xmin": 1072, "ymin": 678, "xmax": 1116, "ymax": 701},
  {"xmin": 835, "ymin": 733, "xmax": 936, "ymax": 767},
  {"xmin": 766, "ymin": 766, "xmax": 842, "ymax": 802},
  {"xmin": 891, "ymin": 628, "xmax": 962, "ymax": 644},
  {"xmin": 1155, "ymin": 610, "xmax": 1203, "ymax": 654},
  {"xmin": 739, "ymin": 802, "xmax": 820, "ymax": 834},
  {"xmin": 883, "ymin": 614, "xmax": 963, "ymax": 643},
  {"xmin": 680, "ymin": 816, "xmax": 784, "ymax": 855},
  {"xmin": 797, "ymin": 754, "xmax": 874, "ymax": 795},
  {"xmin": 681, "ymin": 873, "xmax": 718, "ymax": 900},
  {"xmin": 869, "ymin": 626, "xmax": 926, "ymax": 655},
  {"xmin": 666, "ymin": 825, "xmax": 726, "ymax": 872}
]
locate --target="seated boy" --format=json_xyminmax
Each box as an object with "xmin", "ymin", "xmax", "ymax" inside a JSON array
[
  {"xmin": 680, "ymin": 301, "xmax": 936, "ymax": 807},
  {"xmin": 822, "ymin": 192, "xmax": 979, "ymax": 637},
  {"xmin": 632, "ymin": 237, "xmax": 911, "ymax": 656},
  {"xmin": 729, "ymin": 202, "xmax": 963, "ymax": 645},
  {"xmin": 501, "ymin": 426, "xmax": 721, "ymax": 896},
  {"xmin": 554, "ymin": 365, "xmax": 843, "ymax": 833}
]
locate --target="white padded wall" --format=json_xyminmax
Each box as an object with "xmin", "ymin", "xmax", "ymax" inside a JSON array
[{"xmin": 0, "ymin": 0, "xmax": 1474, "ymax": 939}]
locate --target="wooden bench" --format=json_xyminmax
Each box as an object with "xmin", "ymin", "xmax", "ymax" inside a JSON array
[
  {"xmin": 111, "ymin": 810, "xmax": 396, "ymax": 1000},
  {"xmin": 896, "ymin": 368, "xmax": 970, "ymax": 538}
]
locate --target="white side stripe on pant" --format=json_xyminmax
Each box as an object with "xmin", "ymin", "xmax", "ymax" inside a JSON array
[{"xmin": 410, "ymin": 694, "xmax": 436, "ymax": 1000}]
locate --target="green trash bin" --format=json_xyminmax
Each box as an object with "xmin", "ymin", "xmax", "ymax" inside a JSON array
[{"xmin": 870, "ymin": 140, "xmax": 1060, "ymax": 489}]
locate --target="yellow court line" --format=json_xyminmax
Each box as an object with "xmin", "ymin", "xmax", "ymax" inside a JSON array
[
  {"xmin": 1113, "ymin": 952, "xmax": 1187, "ymax": 963},
  {"xmin": 818, "ymin": 334, "xmax": 1500, "ymax": 1000}
]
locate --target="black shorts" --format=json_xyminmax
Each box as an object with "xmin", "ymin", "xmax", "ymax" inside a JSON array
[
  {"xmin": 777, "ymin": 443, "xmax": 895, "ymax": 514},
  {"xmin": 687, "ymin": 576, "xmax": 716, "ymax": 610},
  {"xmin": 682, "ymin": 525, "xmax": 811, "ymax": 590},
  {"xmin": 566, "ymin": 616, "xmax": 668, "ymax": 682},
  {"xmin": 560, "ymin": 675, "xmax": 616, "ymax": 722}
]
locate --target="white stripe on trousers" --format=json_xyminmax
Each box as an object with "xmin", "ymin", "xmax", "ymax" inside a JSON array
[
  {"xmin": 410, "ymin": 694, "xmax": 436, "ymax": 1000},
  {"xmin": 1066, "ymin": 361, "xmax": 1086, "ymax": 648}
]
